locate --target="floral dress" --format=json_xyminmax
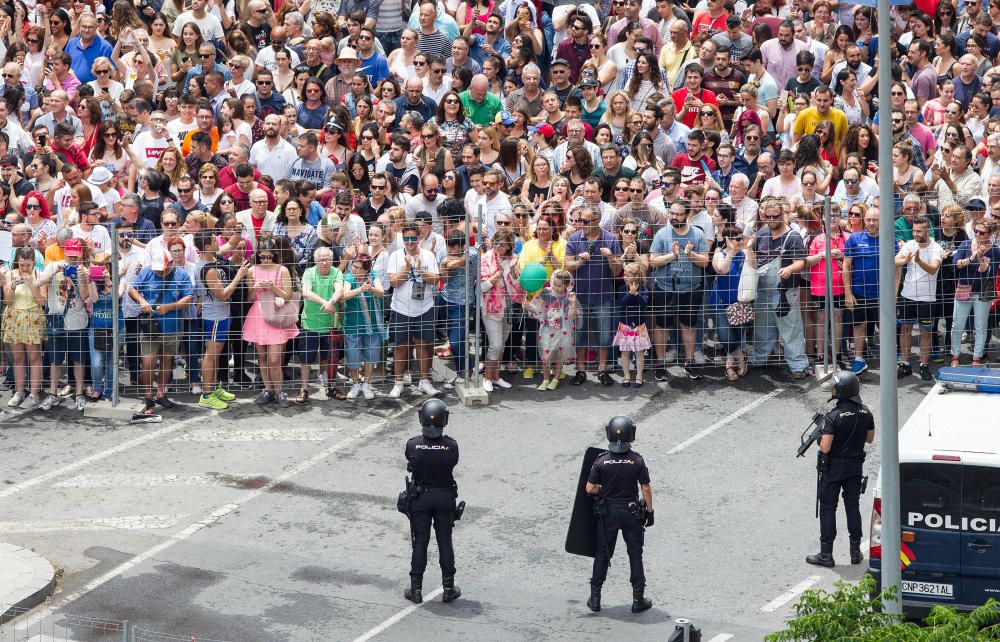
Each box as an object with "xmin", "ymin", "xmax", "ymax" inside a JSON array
[
  {"xmin": 435, "ymin": 117, "xmax": 475, "ymax": 158},
  {"xmin": 530, "ymin": 286, "xmax": 580, "ymax": 364}
]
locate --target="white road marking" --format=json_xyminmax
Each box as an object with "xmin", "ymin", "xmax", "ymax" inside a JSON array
[
  {"xmin": 0, "ymin": 414, "xmax": 206, "ymax": 501},
  {"xmin": 668, "ymin": 389, "xmax": 785, "ymax": 455},
  {"xmin": 13, "ymin": 406, "xmax": 415, "ymax": 633},
  {"xmin": 173, "ymin": 428, "xmax": 340, "ymax": 441},
  {"xmin": 52, "ymin": 474, "xmax": 263, "ymax": 488},
  {"xmin": 350, "ymin": 587, "xmax": 446, "ymax": 642},
  {"xmin": 760, "ymin": 575, "xmax": 823, "ymax": 613},
  {"xmin": 706, "ymin": 635, "xmax": 734, "ymax": 642},
  {"xmin": 0, "ymin": 514, "xmax": 187, "ymax": 533}
]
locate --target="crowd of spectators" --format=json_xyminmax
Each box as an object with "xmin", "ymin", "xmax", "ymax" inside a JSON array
[{"xmin": 2, "ymin": 0, "xmax": 1000, "ymax": 413}]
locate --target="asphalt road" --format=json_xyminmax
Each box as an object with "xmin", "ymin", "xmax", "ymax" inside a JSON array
[{"xmin": 0, "ymin": 362, "xmax": 930, "ymax": 641}]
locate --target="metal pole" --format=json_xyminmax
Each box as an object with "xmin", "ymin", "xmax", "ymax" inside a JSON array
[
  {"xmin": 877, "ymin": 0, "xmax": 902, "ymax": 615},
  {"xmin": 110, "ymin": 221, "xmax": 120, "ymax": 408},
  {"xmin": 822, "ymin": 197, "xmax": 834, "ymax": 372},
  {"xmin": 475, "ymin": 204, "xmax": 485, "ymax": 387},
  {"xmin": 463, "ymin": 201, "xmax": 471, "ymax": 384}
]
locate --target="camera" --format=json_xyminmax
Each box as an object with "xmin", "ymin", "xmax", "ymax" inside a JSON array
[{"xmin": 63, "ymin": 264, "xmax": 78, "ymax": 279}]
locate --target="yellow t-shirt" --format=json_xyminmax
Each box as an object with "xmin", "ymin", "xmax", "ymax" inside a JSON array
[
  {"xmin": 519, "ymin": 238, "xmax": 566, "ymax": 277},
  {"xmin": 792, "ymin": 106, "xmax": 849, "ymax": 153}
]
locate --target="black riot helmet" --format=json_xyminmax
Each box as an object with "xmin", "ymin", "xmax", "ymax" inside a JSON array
[
  {"xmin": 606, "ymin": 416, "xmax": 637, "ymax": 454},
  {"xmin": 418, "ymin": 398, "xmax": 449, "ymax": 438},
  {"xmin": 827, "ymin": 370, "xmax": 862, "ymax": 404}
]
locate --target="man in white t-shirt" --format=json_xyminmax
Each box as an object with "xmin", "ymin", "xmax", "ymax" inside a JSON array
[
  {"xmin": 385, "ymin": 220, "xmax": 440, "ymax": 398},
  {"xmin": 467, "ymin": 169, "xmax": 511, "ymax": 240},
  {"xmin": 894, "ymin": 215, "xmax": 942, "ymax": 381},
  {"xmin": 131, "ymin": 111, "xmax": 173, "ymax": 168},
  {"xmin": 172, "ymin": 0, "xmax": 225, "ymax": 42},
  {"xmin": 253, "ymin": 27, "xmax": 300, "ymax": 73},
  {"xmin": 167, "ymin": 97, "xmax": 198, "ymax": 143},
  {"xmin": 70, "ymin": 202, "xmax": 112, "ymax": 255},
  {"xmin": 403, "ymin": 174, "xmax": 446, "ymax": 234},
  {"xmin": 249, "ymin": 114, "xmax": 298, "ymax": 181},
  {"xmin": 49, "ymin": 162, "xmax": 101, "ymax": 225}
]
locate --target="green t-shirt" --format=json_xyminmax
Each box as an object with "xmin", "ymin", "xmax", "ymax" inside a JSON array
[
  {"xmin": 300, "ymin": 265, "xmax": 343, "ymax": 332},
  {"xmin": 460, "ymin": 90, "xmax": 502, "ymax": 126}
]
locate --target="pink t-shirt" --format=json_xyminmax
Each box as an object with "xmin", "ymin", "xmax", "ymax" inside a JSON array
[
  {"xmin": 808, "ymin": 231, "xmax": 849, "ymax": 296},
  {"xmin": 909, "ymin": 123, "xmax": 936, "ymax": 159}
]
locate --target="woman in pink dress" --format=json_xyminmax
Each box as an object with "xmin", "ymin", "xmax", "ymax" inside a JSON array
[{"xmin": 242, "ymin": 238, "xmax": 299, "ymax": 408}]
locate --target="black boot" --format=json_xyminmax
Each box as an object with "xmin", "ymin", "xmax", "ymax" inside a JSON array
[
  {"xmin": 442, "ymin": 576, "xmax": 461, "ymax": 603},
  {"xmin": 850, "ymin": 538, "xmax": 864, "ymax": 565},
  {"xmin": 631, "ymin": 586, "xmax": 652, "ymax": 613},
  {"xmin": 806, "ymin": 540, "xmax": 835, "ymax": 568},
  {"xmin": 403, "ymin": 577, "xmax": 422, "ymax": 604},
  {"xmin": 586, "ymin": 584, "xmax": 601, "ymax": 612}
]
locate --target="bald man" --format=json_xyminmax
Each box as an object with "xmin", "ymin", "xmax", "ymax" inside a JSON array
[
  {"xmin": 392, "ymin": 76, "xmax": 438, "ymax": 128},
  {"xmin": 459, "ymin": 74, "xmax": 502, "ymax": 126}
]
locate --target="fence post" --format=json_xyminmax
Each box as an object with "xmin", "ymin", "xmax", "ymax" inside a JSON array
[
  {"xmin": 822, "ymin": 197, "xmax": 835, "ymax": 373},
  {"xmin": 122, "ymin": 618, "xmax": 129, "ymax": 642},
  {"xmin": 110, "ymin": 221, "xmax": 120, "ymax": 408},
  {"xmin": 474, "ymin": 204, "xmax": 485, "ymax": 389}
]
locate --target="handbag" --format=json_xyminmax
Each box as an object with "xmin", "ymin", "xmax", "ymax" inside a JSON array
[
  {"xmin": 737, "ymin": 262, "xmax": 759, "ymax": 303},
  {"xmin": 726, "ymin": 300, "xmax": 756, "ymax": 326},
  {"xmin": 92, "ymin": 328, "xmax": 114, "ymax": 352},
  {"xmin": 955, "ymin": 283, "xmax": 972, "ymax": 301},
  {"xmin": 260, "ymin": 289, "xmax": 301, "ymax": 328}
]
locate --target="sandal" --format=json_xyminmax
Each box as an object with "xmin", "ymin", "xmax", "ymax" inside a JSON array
[
  {"xmin": 633, "ymin": 379, "xmax": 644, "ymax": 388},
  {"xmin": 86, "ymin": 390, "xmax": 103, "ymax": 402},
  {"xmin": 726, "ymin": 367, "xmax": 739, "ymax": 382},
  {"xmin": 737, "ymin": 357, "xmax": 749, "ymax": 378},
  {"xmin": 327, "ymin": 386, "xmax": 347, "ymax": 401},
  {"xmin": 294, "ymin": 389, "xmax": 309, "ymax": 405}
]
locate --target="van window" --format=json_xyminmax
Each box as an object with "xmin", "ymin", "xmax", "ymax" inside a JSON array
[
  {"xmin": 902, "ymin": 463, "xmax": 961, "ymax": 518},
  {"xmin": 962, "ymin": 466, "xmax": 1000, "ymax": 523}
]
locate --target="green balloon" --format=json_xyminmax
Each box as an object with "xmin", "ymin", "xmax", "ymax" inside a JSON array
[{"xmin": 519, "ymin": 261, "xmax": 548, "ymax": 293}]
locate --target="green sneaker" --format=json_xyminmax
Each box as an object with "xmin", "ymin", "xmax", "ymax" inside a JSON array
[
  {"xmin": 199, "ymin": 395, "xmax": 229, "ymax": 410},
  {"xmin": 212, "ymin": 387, "xmax": 236, "ymax": 402}
]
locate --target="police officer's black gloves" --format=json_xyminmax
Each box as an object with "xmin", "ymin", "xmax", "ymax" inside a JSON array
[{"xmin": 644, "ymin": 511, "xmax": 654, "ymax": 528}]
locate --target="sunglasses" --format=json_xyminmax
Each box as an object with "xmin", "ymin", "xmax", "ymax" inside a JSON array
[
  {"xmin": 162, "ymin": 221, "xmax": 179, "ymax": 227},
  {"xmin": 257, "ymin": 79, "xmax": 273, "ymax": 85},
  {"xmin": 849, "ymin": 211, "xmax": 862, "ymax": 217},
  {"xmin": 975, "ymin": 229, "xmax": 991, "ymax": 235},
  {"xmin": 844, "ymin": 178, "xmax": 859, "ymax": 185},
  {"xmin": 699, "ymin": 111, "xmax": 714, "ymax": 117},
  {"xmin": 621, "ymin": 229, "xmax": 638, "ymax": 234},
  {"xmin": 614, "ymin": 186, "xmax": 629, "ymax": 192},
  {"xmin": 744, "ymin": 135, "xmax": 760, "ymax": 141},
  {"xmin": 25, "ymin": 203, "xmax": 41, "ymax": 210},
  {"xmin": 118, "ymin": 232, "xmax": 135, "ymax": 238},
  {"xmin": 496, "ymin": 221, "xmax": 512, "ymax": 226}
]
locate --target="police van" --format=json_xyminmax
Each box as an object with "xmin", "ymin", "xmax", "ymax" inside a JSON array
[{"xmin": 868, "ymin": 367, "xmax": 1000, "ymax": 615}]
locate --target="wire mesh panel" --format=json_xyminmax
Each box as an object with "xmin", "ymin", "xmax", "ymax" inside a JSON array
[
  {"xmin": 129, "ymin": 626, "xmax": 230, "ymax": 642},
  {"xmin": 0, "ymin": 607, "xmax": 127, "ymax": 642}
]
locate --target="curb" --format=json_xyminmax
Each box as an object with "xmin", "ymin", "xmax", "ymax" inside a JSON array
[{"xmin": 0, "ymin": 542, "xmax": 56, "ymax": 624}]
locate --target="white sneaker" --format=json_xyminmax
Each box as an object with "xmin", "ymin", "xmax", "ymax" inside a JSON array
[
  {"xmin": 389, "ymin": 382, "xmax": 404, "ymax": 398},
  {"xmin": 346, "ymin": 383, "xmax": 362, "ymax": 399},
  {"xmin": 443, "ymin": 380, "xmax": 454, "ymax": 390},
  {"xmin": 20, "ymin": 394, "xmax": 39, "ymax": 410},
  {"xmin": 693, "ymin": 351, "xmax": 707, "ymax": 366},
  {"xmin": 482, "ymin": 379, "xmax": 493, "ymax": 392},
  {"xmin": 318, "ymin": 372, "xmax": 328, "ymax": 389},
  {"xmin": 402, "ymin": 372, "xmax": 413, "ymax": 385},
  {"xmin": 495, "ymin": 377, "xmax": 512, "ymax": 389},
  {"xmin": 664, "ymin": 348, "xmax": 678, "ymax": 364},
  {"xmin": 75, "ymin": 395, "xmax": 87, "ymax": 411},
  {"xmin": 191, "ymin": 383, "xmax": 203, "ymax": 396},
  {"xmin": 361, "ymin": 383, "xmax": 375, "ymax": 400},
  {"xmin": 39, "ymin": 394, "xmax": 58, "ymax": 411},
  {"xmin": 7, "ymin": 390, "xmax": 25, "ymax": 408},
  {"xmin": 418, "ymin": 379, "xmax": 440, "ymax": 396}
]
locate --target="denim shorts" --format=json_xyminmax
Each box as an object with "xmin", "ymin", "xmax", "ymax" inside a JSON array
[
  {"xmin": 47, "ymin": 329, "xmax": 87, "ymax": 365},
  {"xmin": 297, "ymin": 331, "xmax": 331, "ymax": 364},
  {"xmin": 344, "ymin": 333, "xmax": 383, "ymax": 370},
  {"xmin": 574, "ymin": 302, "xmax": 615, "ymax": 349}
]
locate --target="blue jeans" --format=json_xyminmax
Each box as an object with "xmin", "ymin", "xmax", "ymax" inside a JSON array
[
  {"xmin": 377, "ymin": 30, "xmax": 403, "ymax": 55},
  {"xmin": 951, "ymin": 295, "xmax": 992, "ymax": 358},
  {"xmin": 749, "ymin": 265, "xmax": 810, "ymax": 372},
  {"xmin": 715, "ymin": 307, "xmax": 751, "ymax": 355},
  {"xmin": 89, "ymin": 327, "xmax": 120, "ymax": 397},
  {"xmin": 443, "ymin": 299, "xmax": 471, "ymax": 376}
]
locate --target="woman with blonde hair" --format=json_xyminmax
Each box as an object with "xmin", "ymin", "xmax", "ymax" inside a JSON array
[
  {"xmin": 155, "ymin": 146, "xmax": 186, "ymax": 198},
  {"xmin": 521, "ymin": 155, "xmax": 554, "ymax": 208},
  {"xmin": 479, "ymin": 229, "xmax": 525, "ymax": 392},
  {"xmin": 694, "ymin": 103, "xmax": 729, "ymax": 144},
  {"xmin": 476, "ymin": 125, "xmax": 501, "ymax": 166},
  {"xmin": 548, "ymin": 176, "xmax": 573, "ymax": 215},
  {"xmin": 600, "ymin": 90, "xmax": 634, "ymax": 138},
  {"xmin": 196, "ymin": 164, "xmax": 224, "ymax": 208},
  {"xmin": 414, "ymin": 121, "xmax": 455, "ymax": 179},
  {"xmin": 3, "ymin": 247, "xmax": 48, "ymax": 409}
]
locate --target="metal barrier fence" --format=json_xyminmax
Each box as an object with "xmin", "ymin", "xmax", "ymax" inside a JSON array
[
  {"xmin": 0, "ymin": 606, "xmax": 128, "ymax": 641},
  {"xmin": 2, "ymin": 194, "xmax": 999, "ymax": 412}
]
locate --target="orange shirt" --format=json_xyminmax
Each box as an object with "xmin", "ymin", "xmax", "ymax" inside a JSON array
[{"xmin": 181, "ymin": 127, "xmax": 219, "ymax": 156}]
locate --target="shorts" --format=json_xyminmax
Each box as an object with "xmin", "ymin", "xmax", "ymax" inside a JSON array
[
  {"xmin": 46, "ymin": 329, "xmax": 87, "ymax": 365},
  {"xmin": 344, "ymin": 333, "xmax": 383, "ymax": 370},
  {"xmin": 650, "ymin": 287, "xmax": 702, "ymax": 329},
  {"xmin": 849, "ymin": 296, "xmax": 879, "ymax": 325},
  {"xmin": 203, "ymin": 318, "xmax": 231, "ymax": 344},
  {"xmin": 141, "ymin": 333, "xmax": 181, "ymax": 356},
  {"xmin": 813, "ymin": 294, "xmax": 844, "ymax": 309},
  {"xmin": 574, "ymin": 302, "xmax": 615, "ymax": 350},
  {"xmin": 391, "ymin": 308, "xmax": 436, "ymax": 343},
  {"xmin": 897, "ymin": 298, "xmax": 935, "ymax": 328},
  {"xmin": 297, "ymin": 330, "xmax": 332, "ymax": 364}
]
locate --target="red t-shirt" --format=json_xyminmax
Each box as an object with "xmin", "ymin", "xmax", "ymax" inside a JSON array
[
  {"xmin": 671, "ymin": 153, "xmax": 717, "ymax": 185},
  {"xmin": 691, "ymin": 11, "xmax": 729, "ymax": 40},
  {"xmin": 671, "ymin": 87, "xmax": 719, "ymax": 128},
  {"xmin": 224, "ymin": 182, "xmax": 276, "ymax": 212}
]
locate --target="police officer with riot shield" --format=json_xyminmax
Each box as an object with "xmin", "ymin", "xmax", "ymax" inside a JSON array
[
  {"xmin": 806, "ymin": 371, "xmax": 875, "ymax": 568},
  {"xmin": 403, "ymin": 399, "xmax": 463, "ymax": 604},
  {"xmin": 586, "ymin": 416, "xmax": 654, "ymax": 614}
]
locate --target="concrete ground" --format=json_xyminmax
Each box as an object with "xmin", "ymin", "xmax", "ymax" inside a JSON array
[{"xmin": 0, "ymin": 362, "xmax": 929, "ymax": 641}]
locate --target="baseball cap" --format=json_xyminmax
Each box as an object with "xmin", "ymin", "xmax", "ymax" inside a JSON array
[
  {"xmin": 551, "ymin": 58, "xmax": 570, "ymax": 68},
  {"xmin": 968, "ymin": 198, "xmax": 987, "ymax": 211},
  {"xmin": 321, "ymin": 213, "xmax": 342, "ymax": 230},
  {"xmin": 0, "ymin": 154, "xmax": 18, "ymax": 167},
  {"xmin": 150, "ymin": 248, "xmax": 171, "ymax": 271},
  {"xmin": 64, "ymin": 238, "xmax": 84, "ymax": 257},
  {"xmin": 579, "ymin": 77, "xmax": 599, "ymax": 89},
  {"xmin": 495, "ymin": 110, "xmax": 515, "ymax": 126},
  {"xmin": 529, "ymin": 123, "xmax": 555, "ymax": 138}
]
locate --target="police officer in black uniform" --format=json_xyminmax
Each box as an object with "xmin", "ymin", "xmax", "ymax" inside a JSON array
[
  {"xmin": 806, "ymin": 371, "xmax": 875, "ymax": 568},
  {"xmin": 586, "ymin": 416, "xmax": 654, "ymax": 613},
  {"xmin": 403, "ymin": 399, "xmax": 462, "ymax": 604}
]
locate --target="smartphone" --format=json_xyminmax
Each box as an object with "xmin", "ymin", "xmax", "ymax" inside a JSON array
[{"xmin": 38, "ymin": 133, "xmax": 47, "ymax": 147}]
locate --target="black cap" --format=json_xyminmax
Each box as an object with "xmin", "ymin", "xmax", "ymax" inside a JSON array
[
  {"xmin": 0, "ymin": 154, "xmax": 18, "ymax": 167},
  {"xmin": 551, "ymin": 58, "xmax": 570, "ymax": 68}
]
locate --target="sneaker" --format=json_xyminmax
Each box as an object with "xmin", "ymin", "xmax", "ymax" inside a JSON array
[
  {"xmin": 919, "ymin": 363, "xmax": 933, "ymax": 382},
  {"xmin": 443, "ymin": 379, "xmax": 455, "ymax": 390},
  {"xmin": 418, "ymin": 379, "xmax": 440, "ymax": 395},
  {"xmin": 572, "ymin": 371, "xmax": 587, "ymax": 386},
  {"xmin": 664, "ymin": 348, "xmax": 678, "ymax": 364},
  {"xmin": 931, "ymin": 353, "xmax": 946, "ymax": 364},
  {"xmin": 39, "ymin": 394, "xmax": 59, "ymax": 411},
  {"xmin": 482, "ymin": 379, "xmax": 493, "ymax": 392},
  {"xmin": 389, "ymin": 382, "xmax": 404, "ymax": 398},
  {"xmin": 191, "ymin": 383, "xmax": 202, "ymax": 396},
  {"xmin": 523, "ymin": 367, "xmax": 534, "ymax": 379},
  {"xmin": 318, "ymin": 373, "xmax": 329, "ymax": 390},
  {"xmin": 7, "ymin": 390, "xmax": 25, "ymax": 408},
  {"xmin": 75, "ymin": 394, "xmax": 86, "ymax": 411},
  {"xmin": 546, "ymin": 377, "xmax": 560, "ymax": 390},
  {"xmin": 275, "ymin": 392, "xmax": 289, "ymax": 408},
  {"xmin": 346, "ymin": 384, "xmax": 362, "ymax": 399},
  {"xmin": 20, "ymin": 394, "xmax": 39, "ymax": 410},
  {"xmin": 683, "ymin": 363, "xmax": 703, "ymax": 380},
  {"xmin": 597, "ymin": 371, "xmax": 614, "ymax": 386},
  {"xmin": 212, "ymin": 387, "xmax": 236, "ymax": 402},
  {"xmin": 174, "ymin": 356, "xmax": 187, "ymax": 368},
  {"xmin": 494, "ymin": 378, "xmax": 512, "ymax": 389},
  {"xmin": 538, "ymin": 380, "xmax": 550, "ymax": 391},
  {"xmin": 896, "ymin": 362, "xmax": 913, "ymax": 379},
  {"xmin": 850, "ymin": 358, "xmax": 868, "ymax": 375},
  {"xmin": 654, "ymin": 367, "xmax": 669, "ymax": 382},
  {"xmin": 402, "ymin": 372, "xmax": 413, "ymax": 385},
  {"xmin": 254, "ymin": 390, "xmax": 274, "ymax": 405},
  {"xmin": 693, "ymin": 351, "xmax": 707, "ymax": 365},
  {"xmin": 362, "ymin": 383, "xmax": 375, "ymax": 400},
  {"xmin": 791, "ymin": 370, "xmax": 808, "ymax": 381},
  {"xmin": 58, "ymin": 384, "xmax": 72, "ymax": 397},
  {"xmin": 199, "ymin": 395, "xmax": 228, "ymax": 410}
]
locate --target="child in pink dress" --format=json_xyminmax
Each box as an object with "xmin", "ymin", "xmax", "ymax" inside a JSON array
[{"xmin": 527, "ymin": 269, "xmax": 580, "ymax": 391}]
